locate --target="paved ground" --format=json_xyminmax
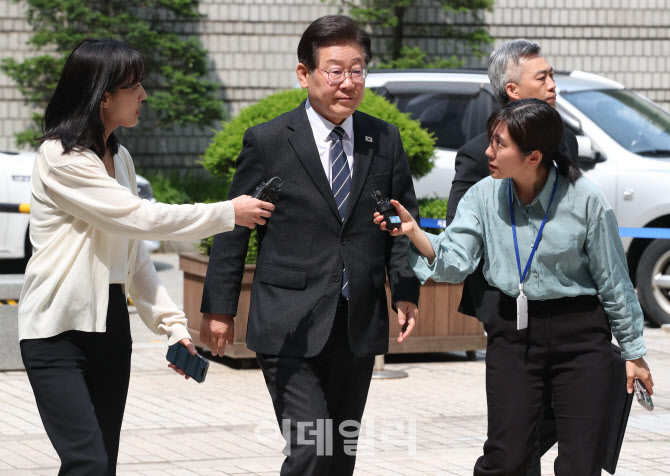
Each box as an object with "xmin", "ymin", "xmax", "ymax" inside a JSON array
[{"xmin": 1, "ymin": 252, "xmax": 669, "ymax": 475}]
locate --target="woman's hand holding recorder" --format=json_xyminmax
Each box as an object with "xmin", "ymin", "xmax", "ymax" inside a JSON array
[
  {"xmin": 231, "ymin": 195, "xmax": 274, "ymax": 229},
  {"xmin": 373, "ymin": 199, "xmax": 437, "ymax": 263}
]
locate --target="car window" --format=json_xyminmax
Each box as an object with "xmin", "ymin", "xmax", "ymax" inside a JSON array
[
  {"xmin": 374, "ymin": 86, "xmax": 498, "ymax": 150},
  {"xmin": 562, "ymin": 89, "xmax": 670, "ymax": 157},
  {"xmin": 466, "ymin": 90, "xmax": 499, "ymax": 140}
]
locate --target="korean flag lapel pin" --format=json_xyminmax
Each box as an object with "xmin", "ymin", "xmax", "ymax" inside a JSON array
[{"xmin": 365, "ymin": 136, "xmax": 373, "ymax": 143}]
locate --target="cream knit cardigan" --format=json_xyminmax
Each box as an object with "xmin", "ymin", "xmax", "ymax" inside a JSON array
[{"xmin": 19, "ymin": 140, "xmax": 235, "ymax": 345}]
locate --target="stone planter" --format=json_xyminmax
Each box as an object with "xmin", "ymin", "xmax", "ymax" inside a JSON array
[{"xmin": 179, "ymin": 252, "xmax": 486, "ymax": 358}]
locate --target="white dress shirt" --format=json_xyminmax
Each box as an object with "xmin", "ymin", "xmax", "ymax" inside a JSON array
[{"xmin": 305, "ymin": 99, "xmax": 355, "ymax": 184}]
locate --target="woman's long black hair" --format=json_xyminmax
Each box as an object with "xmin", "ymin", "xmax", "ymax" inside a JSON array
[
  {"xmin": 486, "ymin": 98, "xmax": 582, "ymax": 183},
  {"xmin": 40, "ymin": 38, "xmax": 146, "ymax": 158}
]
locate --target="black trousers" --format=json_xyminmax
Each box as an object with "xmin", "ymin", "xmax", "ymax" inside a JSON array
[
  {"xmin": 257, "ymin": 301, "xmax": 375, "ymax": 476},
  {"xmin": 480, "ymin": 330, "xmax": 558, "ymax": 476},
  {"xmin": 474, "ymin": 293, "xmax": 613, "ymax": 476},
  {"xmin": 525, "ymin": 397, "xmax": 557, "ymax": 476},
  {"xmin": 21, "ymin": 284, "xmax": 132, "ymax": 476}
]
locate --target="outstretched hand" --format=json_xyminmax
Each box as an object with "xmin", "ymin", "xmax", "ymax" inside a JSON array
[
  {"xmin": 231, "ymin": 195, "xmax": 274, "ymax": 229},
  {"xmin": 373, "ymin": 199, "xmax": 436, "ymax": 262},
  {"xmin": 373, "ymin": 199, "xmax": 418, "ymax": 237}
]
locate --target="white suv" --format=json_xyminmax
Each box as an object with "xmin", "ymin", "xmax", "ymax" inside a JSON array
[
  {"xmin": 365, "ymin": 69, "xmax": 670, "ymax": 326},
  {"xmin": 0, "ymin": 149, "xmax": 161, "ymax": 266}
]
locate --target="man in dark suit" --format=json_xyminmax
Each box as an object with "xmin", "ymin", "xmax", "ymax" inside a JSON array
[
  {"xmin": 199, "ymin": 15, "xmax": 420, "ymax": 476},
  {"xmin": 445, "ymin": 39, "xmax": 578, "ymax": 475}
]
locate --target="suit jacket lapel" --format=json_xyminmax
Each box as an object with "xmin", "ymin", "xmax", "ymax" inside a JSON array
[
  {"xmin": 287, "ymin": 103, "xmax": 341, "ymax": 222},
  {"xmin": 344, "ymin": 111, "xmax": 374, "ymax": 225}
]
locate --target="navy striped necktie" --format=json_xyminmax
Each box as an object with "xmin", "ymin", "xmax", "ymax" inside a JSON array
[{"xmin": 330, "ymin": 126, "xmax": 350, "ymax": 299}]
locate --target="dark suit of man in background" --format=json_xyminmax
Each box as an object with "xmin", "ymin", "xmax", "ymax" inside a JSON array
[
  {"xmin": 199, "ymin": 15, "xmax": 420, "ymax": 476},
  {"xmin": 445, "ymin": 39, "xmax": 578, "ymax": 476}
]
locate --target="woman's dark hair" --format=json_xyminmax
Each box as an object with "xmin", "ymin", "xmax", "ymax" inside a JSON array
[
  {"xmin": 297, "ymin": 15, "xmax": 372, "ymax": 71},
  {"xmin": 486, "ymin": 98, "xmax": 582, "ymax": 183},
  {"xmin": 40, "ymin": 38, "xmax": 146, "ymax": 158}
]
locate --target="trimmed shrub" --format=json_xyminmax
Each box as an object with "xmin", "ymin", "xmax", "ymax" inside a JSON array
[
  {"xmin": 196, "ymin": 88, "xmax": 438, "ymax": 259},
  {"xmin": 418, "ymin": 197, "xmax": 449, "ymax": 235},
  {"xmin": 138, "ymin": 169, "xmax": 230, "ymax": 205},
  {"xmin": 201, "ymin": 88, "xmax": 436, "ymax": 180},
  {"xmin": 197, "ymin": 230, "xmax": 258, "ymax": 264},
  {"xmin": 197, "ymin": 199, "xmax": 447, "ymax": 259}
]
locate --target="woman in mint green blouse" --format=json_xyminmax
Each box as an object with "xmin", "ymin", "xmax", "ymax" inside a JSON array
[{"xmin": 376, "ymin": 99, "xmax": 653, "ymax": 475}]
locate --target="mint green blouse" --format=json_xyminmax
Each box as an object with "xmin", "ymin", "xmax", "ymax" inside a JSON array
[{"xmin": 409, "ymin": 166, "xmax": 646, "ymax": 360}]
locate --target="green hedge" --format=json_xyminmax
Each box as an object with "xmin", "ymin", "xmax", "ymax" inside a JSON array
[
  {"xmin": 138, "ymin": 169, "xmax": 229, "ymax": 205},
  {"xmin": 141, "ymin": 168, "xmax": 447, "ymax": 259},
  {"xmin": 196, "ymin": 198, "xmax": 446, "ymax": 260},
  {"xmin": 418, "ymin": 197, "xmax": 448, "ymax": 235},
  {"xmin": 201, "ymin": 88, "xmax": 436, "ymax": 181},
  {"xmin": 197, "ymin": 230, "xmax": 258, "ymax": 264},
  {"xmin": 151, "ymin": 88, "xmax": 441, "ymax": 260}
]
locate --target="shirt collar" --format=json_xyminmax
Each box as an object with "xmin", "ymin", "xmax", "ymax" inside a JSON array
[
  {"xmin": 305, "ymin": 98, "xmax": 354, "ymax": 143},
  {"xmin": 538, "ymin": 165, "xmax": 558, "ymax": 211},
  {"xmin": 509, "ymin": 165, "xmax": 558, "ymax": 212}
]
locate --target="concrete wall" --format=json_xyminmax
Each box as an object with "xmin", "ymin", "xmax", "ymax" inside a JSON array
[
  {"xmin": 485, "ymin": 0, "xmax": 670, "ymax": 110},
  {"xmin": 1, "ymin": 0, "xmax": 669, "ymax": 168},
  {"xmin": 0, "ymin": 0, "xmax": 35, "ymax": 153}
]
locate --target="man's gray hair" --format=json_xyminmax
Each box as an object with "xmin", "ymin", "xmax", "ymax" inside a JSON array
[{"xmin": 488, "ymin": 39, "xmax": 542, "ymax": 106}]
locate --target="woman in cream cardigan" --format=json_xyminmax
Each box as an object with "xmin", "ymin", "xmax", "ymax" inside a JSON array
[{"xmin": 18, "ymin": 38, "xmax": 273, "ymax": 475}]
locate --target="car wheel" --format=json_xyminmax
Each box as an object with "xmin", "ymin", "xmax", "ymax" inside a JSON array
[{"xmin": 636, "ymin": 239, "xmax": 670, "ymax": 326}]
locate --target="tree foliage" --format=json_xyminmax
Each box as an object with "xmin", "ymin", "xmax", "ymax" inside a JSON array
[
  {"xmin": 329, "ymin": 0, "xmax": 494, "ymax": 68},
  {"xmin": 201, "ymin": 88, "xmax": 436, "ymax": 181},
  {"xmin": 377, "ymin": 46, "xmax": 461, "ymax": 69},
  {"xmin": 1, "ymin": 0, "xmax": 222, "ymax": 146}
]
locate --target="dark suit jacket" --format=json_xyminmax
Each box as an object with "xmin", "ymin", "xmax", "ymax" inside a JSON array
[
  {"xmin": 201, "ymin": 103, "xmax": 421, "ymax": 358},
  {"xmin": 445, "ymin": 129, "xmax": 579, "ymax": 323}
]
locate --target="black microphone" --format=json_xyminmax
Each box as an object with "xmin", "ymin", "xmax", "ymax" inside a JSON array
[
  {"xmin": 252, "ymin": 176, "xmax": 283, "ymax": 204},
  {"xmin": 372, "ymin": 190, "xmax": 401, "ymax": 230}
]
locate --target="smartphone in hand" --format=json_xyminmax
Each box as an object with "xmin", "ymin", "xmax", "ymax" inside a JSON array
[
  {"xmin": 633, "ymin": 378, "xmax": 654, "ymax": 411},
  {"xmin": 166, "ymin": 343, "xmax": 209, "ymax": 383}
]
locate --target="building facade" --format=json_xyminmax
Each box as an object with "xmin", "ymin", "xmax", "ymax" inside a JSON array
[{"xmin": 1, "ymin": 0, "xmax": 669, "ymax": 168}]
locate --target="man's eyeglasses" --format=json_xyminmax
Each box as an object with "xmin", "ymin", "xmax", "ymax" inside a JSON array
[{"xmin": 317, "ymin": 67, "xmax": 368, "ymax": 84}]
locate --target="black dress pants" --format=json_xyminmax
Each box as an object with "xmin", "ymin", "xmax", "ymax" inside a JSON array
[
  {"xmin": 21, "ymin": 284, "xmax": 132, "ymax": 476},
  {"xmin": 525, "ymin": 395, "xmax": 557, "ymax": 476},
  {"xmin": 257, "ymin": 301, "xmax": 375, "ymax": 476},
  {"xmin": 474, "ymin": 293, "xmax": 613, "ymax": 476},
  {"xmin": 479, "ymin": 329, "xmax": 557, "ymax": 476}
]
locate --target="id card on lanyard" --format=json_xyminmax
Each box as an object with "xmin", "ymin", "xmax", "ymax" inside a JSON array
[{"xmin": 509, "ymin": 165, "xmax": 558, "ymax": 330}]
